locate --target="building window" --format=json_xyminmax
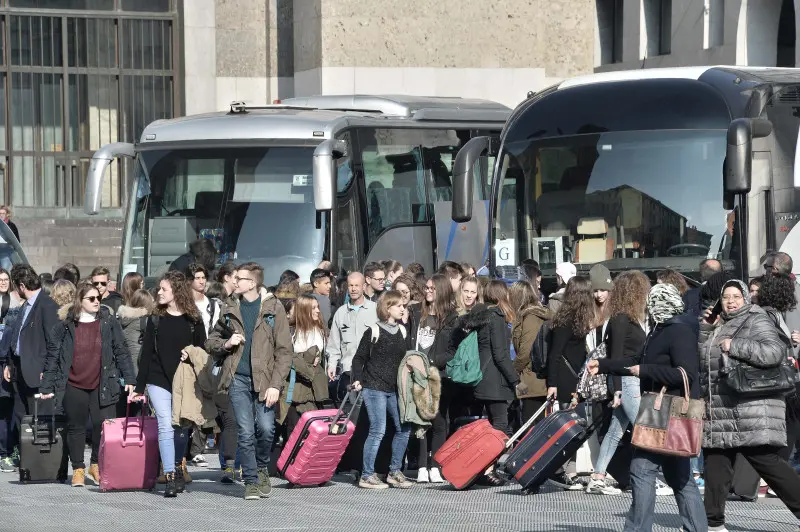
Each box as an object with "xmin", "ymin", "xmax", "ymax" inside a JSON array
[
  {"xmin": 643, "ymin": 0, "xmax": 671, "ymax": 57},
  {"xmin": 704, "ymin": 0, "xmax": 724, "ymax": 49},
  {"xmin": 597, "ymin": 0, "xmax": 624, "ymax": 65}
]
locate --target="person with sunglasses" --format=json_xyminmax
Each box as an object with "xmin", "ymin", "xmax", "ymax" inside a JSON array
[
  {"xmin": 39, "ymin": 282, "xmax": 135, "ymax": 487},
  {"xmin": 90, "ymin": 266, "xmax": 123, "ymax": 314}
]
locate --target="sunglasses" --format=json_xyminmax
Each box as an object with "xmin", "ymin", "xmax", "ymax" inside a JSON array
[
  {"xmin": 83, "ymin": 296, "xmax": 99, "ymax": 303},
  {"xmin": 92, "ymin": 281, "xmax": 108, "ymax": 287}
]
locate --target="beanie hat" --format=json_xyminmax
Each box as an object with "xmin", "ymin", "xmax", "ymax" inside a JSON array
[
  {"xmin": 556, "ymin": 262, "xmax": 577, "ymax": 284},
  {"xmin": 589, "ymin": 264, "xmax": 612, "ymax": 291}
]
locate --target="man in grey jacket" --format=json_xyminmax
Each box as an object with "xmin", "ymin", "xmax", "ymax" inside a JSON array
[{"xmin": 326, "ymin": 272, "xmax": 378, "ymax": 385}]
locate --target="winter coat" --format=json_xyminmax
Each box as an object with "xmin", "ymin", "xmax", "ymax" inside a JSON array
[
  {"xmin": 205, "ymin": 287, "xmax": 293, "ymax": 400},
  {"xmin": 171, "ymin": 345, "xmax": 217, "ymax": 428},
  {"xmin": 277, "ymin": 345, "xmax": 330, "ymax": 424},
  {"xmin": 699, "ymin": 304, "xmax": 788, "ymax": 449},
  {"xmin": 605, "ymin": 313, "xmax": 647, "ymax": 395},
  {"xmin": 116, "ymin": 305, "xmax": 150, "ymax": 377},
  {"xmin": 100, "ymin": 291, "xmax": 123, "ymax": 314},
  {"xmin": 456, "ymin": 307, "xmax": 519, "ymax": 402},
  {"xmin": 326, "ymin": 300, "xmax": 378, "ymax": 374},
  {"xmin": 397, "ymin": 350, "xmax": 442, "ymax": 436},
  {"xmin": 546, "ymin": 322, "xmax": 587, "ymax": 403},
  {"xmin": 511, "ymin": 305, "xmax": 552, "ymax": 399},
  {"xmin": 40, "ymin": 306, "xmax": 136, "ymax": 414},
  {"xmin": 548, "ymin": 289, "xmax": 565, "ymax": 315}
]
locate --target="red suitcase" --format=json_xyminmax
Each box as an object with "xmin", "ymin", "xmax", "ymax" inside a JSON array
[
  {"xmin": 98, "ymin": 397, "xmax": 159, "ymax": 492},
  {"xmin": 434, "ymin": 419, "xmax": 508, "ymax": 490},
  {"xmin": 277, "ymin": 390, "xmax": 361, "ymax": 487}
]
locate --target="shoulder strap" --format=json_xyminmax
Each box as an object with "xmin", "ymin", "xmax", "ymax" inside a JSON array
[
  {"xmin": 370, "ymin": 323, "xmax": 379, "ymax": 343},
  {"xmin": 1, "ymin": 292, "xmax": 9, "ymax": 321},
  {"xmin": 399, "ymin": 324, "xmax": 407, "ymax": 339}
]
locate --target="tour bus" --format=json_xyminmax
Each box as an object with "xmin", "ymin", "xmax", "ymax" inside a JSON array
[
  {"xmin": 84, "ymin": 95, "xmax": 510, "ymax": 284},
  {"xmin": 451, "ymin": 66, "xmax": 800, "ymax": 286}
]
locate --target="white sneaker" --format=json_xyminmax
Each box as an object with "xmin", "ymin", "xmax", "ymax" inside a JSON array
[
  {"xmin": 585, "ymin": 477, "xmax": 622, "ymax": 495},
  {"xmin": 655, "ymin": 479, "xmax": 673, "ymax": 496},
  {"xmin": 191, "ymin": 455, "xmax": 209, "ymax": 468},
  {"xmin": 428, "ymin": 467, "xmax": 444, "ymax": 483},
  {"xmin": 416, "ymin": 468, "xmax": 429, "ymax": 483}
]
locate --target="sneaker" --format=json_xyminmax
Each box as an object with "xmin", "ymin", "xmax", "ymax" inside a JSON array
[
  {"xmin": 386, "ymin": 471, "xmax": 413, "ymax": 489},
  {"xmin": 71, "ymin": 468, "xmax": 85, "ymax": 487},
  {"xmin": 257, "ymin": 469, "xmax": 272, "ymax": 497},
  {"xmin": 585, "ymin": 477, "xmax": 622, "ymax": 495},
  {"xmin": 416, "ymin": 468, "xmax": 429, "ymax": 483},
  {"xmin": 428, "ymin": 467, "xmax": 444, "ymax": 483},
  {"xmin": 766, "ymin": 487, "xmax": 776, "ymax": 497},
  {"xmin": 191, "ymin": 455, "xmax": 208, "ymax": 468},
  {"xmin": 358, "ymin": 473, "xmax": 389, "ymax": 489},
  {"xmin": 87, "ymin": 463, "xmax": 101, "ymax": 485},
  {"xmin": 220, "ymin": 467, "xmax": 235, "ymax": 484},
  {"xmin": 0, "ymin": 457, "xmax": 16, "ymax": 473},
  {"xmin": 244, "ymin": 483, "xmax": 261, "ymax": 500},
  {"xmin": 548, "ymin": 473, "xmax": 583, "ymax": 491},
  {"xmin": 655, "ymin": 479, "xmax": 674, "ymax": 496},
  {"xmin": 708, "ymin": 526, "xmax": 728, "ymax": 532}
]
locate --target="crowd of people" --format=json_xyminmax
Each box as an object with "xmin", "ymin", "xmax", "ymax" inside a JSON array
[{"xmin": 0, "ymin": 248, "xmax": 797, "ymax": 532}]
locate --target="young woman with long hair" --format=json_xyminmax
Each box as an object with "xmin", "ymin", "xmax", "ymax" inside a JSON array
[
  {"xmin": 586, "ymin": 270, "xmax": 651, "ymax": 495},
  {"xmin": 0, "ymin": 268, "xmax": 21, "ymax": 473},
  {"xmin": 40, "ymin": 282, "xmax": 135, "ymax": 487},
  {"xmin": 393, "ymin": 273, "xmax": 424, "ymax": 307},
  {"xmin": 509, "ymin": 281, "xmax": 552, "ymax": 425},
  {"xmin": 120, "ymin": 272, "xmax": 145, "ymax": 306},
  {"xmin": 131, "ymin": 271, "xmax": 206, "ymax": 498},
  {"xmin": 282, "ymin": 295, "xmax": 330, "ymax": 435},
  {"xmin": 456, "ymin": 275, "xmax": 483, "ymax": 315},
  {"xmin": 547, "ymin": 276, "xmax": 596, "ymax": 490}
]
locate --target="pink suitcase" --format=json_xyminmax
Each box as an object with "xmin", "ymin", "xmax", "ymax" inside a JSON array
[
  {"xmin": 98, "ymin": 397, "xmax": 159, "ymax": 492},
  {"xmin": 277, "ymin": 391, "xmax": 361, "ymax": 487}
]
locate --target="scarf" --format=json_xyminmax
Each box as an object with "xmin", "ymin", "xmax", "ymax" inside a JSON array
[
  {"xmin": 646, "ymin": 283, "xmax": 684, "ymax": 324},
  {"xmin": 720, "ymin": 279, "xmax": 752, "ymax": 320}
]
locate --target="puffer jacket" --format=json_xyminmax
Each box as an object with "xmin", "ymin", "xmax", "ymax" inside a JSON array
[
  {"xmin": 205, "ymin": 287, "xmax": 293, "ymax": 400},
  {"xmin": 40, "ymin": 305, "xmax": 136, "ymax": 414},
  {"xmin": 277, "ymin": 345, "xmax": 330, "ymax": 424},
  {"xmin": 171, "ymin": 345, "xmax": 217, "ymax": 428},
  {"xmin": 116, "ymin": 305, "xmax": 150, "ymax": 376},
  {"xmin": 511, "ymin": 305, "xmax": 552, "ymax": 398},
  {"xmin": 699, "ymin": 304, "xmax": 787, "ymax": 449}
]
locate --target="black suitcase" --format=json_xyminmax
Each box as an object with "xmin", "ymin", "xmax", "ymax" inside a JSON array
[
  {"xmin": 730, "ymin": 453, "xmax": 760, "ymax": 501},
  {"xmin": 19, "ymin": 396, "xmax": 68, "ymax": 483},
  {"xmin": 337, "ymin": 396, "xmax": 393, "ymax": 476}
]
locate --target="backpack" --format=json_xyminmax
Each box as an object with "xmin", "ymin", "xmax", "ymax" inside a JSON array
[
  {"xmin": 446, "ymin": 330, "xmax": 482, "ymax": 386},
  {"xmin": 531, "ymin": 320, "xmax": 553, "ymax": 379}
]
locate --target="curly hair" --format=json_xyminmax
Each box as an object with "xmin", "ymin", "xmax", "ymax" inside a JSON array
[
  {"xmin": 553, "ymin": 276, "xmax": 595, "ymax": 336},
  {"xmin": 393, "ymin": 273, "xmax": 424, "ymax": 303},
  {"xmin": 154, "ymin": 270, "xmax": 201, "ymax": 322},
  {"xmin": 757, "ymin": 273, "xmax": 797, "ymax": 313},
  {"xmin": 608, "ymin": 270, "xmax": 651, "ymax": 323}
]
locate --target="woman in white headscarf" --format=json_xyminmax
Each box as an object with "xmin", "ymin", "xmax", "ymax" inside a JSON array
[{"xmin": 589, "ymin": 283, "xmax": 707, "ymax": 532}]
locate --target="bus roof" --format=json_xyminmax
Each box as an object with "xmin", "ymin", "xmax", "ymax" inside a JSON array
[
  {"xmin": 558, "ymin": 66, "xmax": 800, "ymax": 89},
  {"xmin": 139, "ymin": 95, "xmax": 511, "ymax": 144}
]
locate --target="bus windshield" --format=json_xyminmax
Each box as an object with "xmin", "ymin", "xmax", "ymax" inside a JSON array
[
  {"xmin": 494, "ymin": 129, "xmax": 734, "ymax": 281},
  {"xmin": 124, "ymin": 145, "xmax": 325, "ymax": 285}
]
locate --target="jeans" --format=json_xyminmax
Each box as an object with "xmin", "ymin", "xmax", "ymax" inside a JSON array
[
  {"xmin": 625, "ymin": 448, "xmax": 707, "ymax": 532},
  {"xmin": 216, "ymin": 392, "xmax": 240, "ymax": 469},
  {"xmin": 704, "ymin": 446, "xmax": 800, "ymax": 528},
  {"xmin": 691, "ymin": 452, "xmax": 704, "ymax": 475},
  {"xmin": 63, "ymin": 384, "xmax": 115, "ymax": 469},
  {"xmin": 595, "ymin": 376, "xmax": 640, "ymax": 475},
  {"xmin": 362, "ymin": 388, "xmax": 411, "ymax": 478},
  {"xmin": 228, "ymin": 374, "xmax": 276, "ymax": 485},
  {"xmin": 0, "ymin": 397, "xmax": 14, "ymax": 457},
  {"xmin": 147, "ymin": 384, "xmax": 190, "ymax": 474}
]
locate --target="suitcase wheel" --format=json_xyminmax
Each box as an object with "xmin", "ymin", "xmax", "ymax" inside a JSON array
[
  {"xmin": 285, "ymin": 482, "xmax": 295, "ymax": 489},
  {"xmin": 318, "ymin": 482, "xmax": 327, "ymax": 488},
  {"xmin": 19, "ymin": 469, "xmax": 29, "ymax": 483}
]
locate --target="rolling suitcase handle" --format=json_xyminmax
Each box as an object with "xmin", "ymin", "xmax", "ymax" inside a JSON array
[
  {"xmin": 505, "ymin": 398, "xmax": 552, "ymax": 450},
  {"xmin": 122, "ymin": 395, "xmax": 148, "ymax": 448},
  {"xmin": 329, "ymin": 388, "xmax": 362, "ymax": 435},
  {"xmin": 32, "ymin": 393, "xmax": 57, "ymax": 445}
]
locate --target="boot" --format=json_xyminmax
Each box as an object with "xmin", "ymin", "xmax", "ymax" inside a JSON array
[
  {"xmin": 157, "ymin": 463, "xmax": 166, "ymax": 484},
  {"xmin": 181, "ymin": 458, "xmax": 192, "ymax": 483},
  {"xmin": 163, "ymin": 472, "xmax": 177, "ymax": 498},
  {"xmin": 174, "ymin": 464, "xmax": 186, "ymax": 493},
  {"xmin": 87, "ymin": 464, "xmax": 101, "ymax": 485}
]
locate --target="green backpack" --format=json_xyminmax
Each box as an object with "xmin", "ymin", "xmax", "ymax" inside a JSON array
[{"xmin": 446, "ymin": 331, "xmax": 482, "ymax": 386}]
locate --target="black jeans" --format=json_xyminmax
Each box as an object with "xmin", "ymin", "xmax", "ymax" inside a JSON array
[
  {"xmin": 478, "ymin": 400, "xmax": 510, "ymax": 436},
  {"xmin": 704, "ymin": 446, "xmax": 800, "ymax": 527},
  {"xmin": 521, "ymin": 397, "xmax": 547, "ymax": 427},
  {"xmin": 778, "ymin": 413, "xmax": 800, "ymax": 463},
  {"xmin": 418, "ymin": 379, "xmax": 462, "ymax": 468},
  {"xmin": 63, "ymin": 384, "xmax": 115, "ymax": 469},
  {"xmin": 215, "ymin": 392, "xmax": 238, "ymax": 465}
]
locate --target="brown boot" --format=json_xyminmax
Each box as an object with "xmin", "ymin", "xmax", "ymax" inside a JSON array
[
  {"xmin": 181, "ymin": 458, "xmax": 192, "ymax": 483},
  {"xmin": 87, "ymin": 463, "xmax": 101, "ymax": 485},
  {"xmin": 157, "ymin": 463, "xmax": 166, "ymax": 484},
  {"xmin": 71, "ymin": 468, "xmax": 85, "ymax": 487}
]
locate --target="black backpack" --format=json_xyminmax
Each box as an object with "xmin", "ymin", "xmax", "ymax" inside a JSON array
[{"xmin": 530, "ymin": 320, "xmax": 553, "ymax": 379}]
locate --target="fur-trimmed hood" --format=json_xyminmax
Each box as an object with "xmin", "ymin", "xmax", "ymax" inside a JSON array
[
  {"xmin": 397, "ymin": 350, "xmax": 442, "ymax": 437},
  {"xmin": 57, "ymin": 304, "xmax": 113, "ymax": 322},
  {"xmin": 116, "ymin": 305, "xmax": 150, "ymax": 320},
  {"xmin": 458, "ymin": 306, "xmax": 503, "ymax": 331}
]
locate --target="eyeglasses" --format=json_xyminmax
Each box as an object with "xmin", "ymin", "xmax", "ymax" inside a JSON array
[
  {"xmin": 721, "ymin": 294, "xmax": 744, "ymax": 302},
  {"xmin": 371, "ymin": 276, "xmax": 386, "ymax": 282},
  {"xmin": 234, "ymin": 276, "xmax": 254, "ymax": 284},
  {"xmin": 92, "ymin": 281, "xmax": 107, "ymax": 287},
  {"xmin": 425, "ymin": 286, "xmax": 435, "ymax": 292},
  {"xmin": 83, "ymin": 296, "xmax": 99, "ymax": 303},
  {"xmin": 398, "ymin": 289, "xmax": 410, "ymax": 296},
  {"xmin": 0, "ymin": 278, "xmax": 8, "ymax": 283}
]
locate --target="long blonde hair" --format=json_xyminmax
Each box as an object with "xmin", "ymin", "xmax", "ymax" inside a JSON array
[{"xmin": 293, "ymin": 295, "xmax": 326, "ymax": 340}]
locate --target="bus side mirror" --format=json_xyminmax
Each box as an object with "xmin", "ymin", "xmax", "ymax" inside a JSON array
[
  {"xmin": 452, "ymin": 136, "xmax": 490, "ymax": 223},
  {"xmin": 84, "ymin": 142, "xmax": 136, "ymax": 215},
  {"xmin": 724, "ymin": 118, "xmax": 772, "ymax": 196},
  {"xmin": 313, "ymin": 139, "xmax": 348, "ymax": 211}
]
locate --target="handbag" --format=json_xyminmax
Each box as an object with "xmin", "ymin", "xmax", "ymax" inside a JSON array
[
  {"xmin": 631, "ymin": 367, "xmax": 704, "ymax": 457},
  {"xmin": 577, "ymin": 343, "xmax": 609, "ymax": 401}
]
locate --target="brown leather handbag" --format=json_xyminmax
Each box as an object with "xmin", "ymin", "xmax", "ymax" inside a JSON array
[{"xmin": 631, "ymin": 367, "xmax": 705, "ymax": 457}]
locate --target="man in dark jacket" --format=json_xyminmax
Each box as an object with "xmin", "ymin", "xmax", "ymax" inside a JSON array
[
  {"xmin": 683, "ymin": 258, "xmax": 721, "ymax": 317},
  {"xmin": 1, "ymin": 265, "xmax": 59, "ymax": 419},
  {"xmin": 90, "ymin": 266, "xmax": 123, "ymax": 313}
]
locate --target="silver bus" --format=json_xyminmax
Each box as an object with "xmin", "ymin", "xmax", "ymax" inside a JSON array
[
  {"xmin": 84, "ymin": 95, "xmax": 510, "ymax": 284},
  {"xmin": 452, "ymin": 66, "xmax": 800, "ymax": 285}
]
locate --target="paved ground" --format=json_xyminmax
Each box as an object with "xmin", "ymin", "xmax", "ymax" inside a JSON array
[{"xmin": 0, "ymin": 454, "xmax": 797, "ymax": 532}]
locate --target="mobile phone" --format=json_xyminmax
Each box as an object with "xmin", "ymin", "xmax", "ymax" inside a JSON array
[{"xmin": 706, "ymin": 300, "xmax": 722, "ymax": 323}]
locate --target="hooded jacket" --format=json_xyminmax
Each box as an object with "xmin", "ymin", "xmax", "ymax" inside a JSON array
[
  {"xmin": 699, "ymin": 301, "xmax": 788, "ymax": 449},
  {"xmin": 397, "ymin": 350, "xmax": 442, "ymax": 436},
  {"xmin": 205, "ymin": 287, "xmax": 293, "ymax": 400},
  {"xmin": 277, "ymin": 344, "xmax": 330, "ymax": 424},
  {"xmin": 511, "ymin": 305, "xmax": 552, "ymax": 399},
  {"xmin": 455, "ymin": 306, "xmax": 519, "ymax": 402},
  {"xmin": 41, "ymin": 305, "xmax": 136, "ymax": 413},
  {"xmin": 116, "ymin": 305, "xmax": 150, "ymax": 376},
  {"xmin": 171, "ymin": 345, "xmax": 217, "ymax": 428}
]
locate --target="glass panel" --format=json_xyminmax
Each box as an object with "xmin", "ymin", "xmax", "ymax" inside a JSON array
[
  {"xmin": 9, "ymin": 0, "xmax": 114, "ymax": 9},
  {"xmin": 121, "ymin": 0, "xmax": 171, "ymax": 12},
  {"xmin": 10, "ymin": 16, "xmax": 63, "ymax": 67},
  {"xmin": 121, "ymin": 19, "xmax": 171, "ymax": 70},
  {"xmin": 495, "ymin": 130, "xmax": 730, "ymax": 279},
  {"xmin": 122, "ymin": 75, "xmax": 173, "ymax": 143},
  {"xmin": 67, "ymin": 74, "xmax": 119, "ymax": 152},
  {"xmin": 67, "ymin": 18, "xmax": 116, "ymax": 68},
  {"xmin": 0, "ymin": 74, "xmax": 6, "ymax": 152},
  {"xmin": 10, "ymin": 156, "xmax": 34, "ymax": 207}
]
